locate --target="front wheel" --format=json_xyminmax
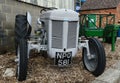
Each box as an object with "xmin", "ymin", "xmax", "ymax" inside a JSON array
[
  {"xmin": 82, "ymin": 38, "xmax": 106, "ymax": 76},
  {"xmin": 16, "ymin": 39, "xmax": 28, "ymax": 81}
]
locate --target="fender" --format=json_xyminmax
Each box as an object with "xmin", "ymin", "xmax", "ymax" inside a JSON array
[{"xmin": 26, "ymin": 12, "xmax": 32, "ymax": 26}]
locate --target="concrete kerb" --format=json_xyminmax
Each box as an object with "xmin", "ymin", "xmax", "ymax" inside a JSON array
[{"xmin": 92, "ymin": 61, "xmax": 120, "ymax": 83}]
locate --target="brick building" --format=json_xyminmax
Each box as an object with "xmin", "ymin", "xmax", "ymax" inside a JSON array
[
  {"xmin": 80, "ymin": 0, "xmax": 120, "ymax": 24},
  {"xmin": 0, "ymin": 0, "xmax": 75, "ymax": 53}
]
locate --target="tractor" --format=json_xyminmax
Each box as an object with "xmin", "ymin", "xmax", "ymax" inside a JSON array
[
  {"xmin": 79, "ymin": 14, "xmax": 120, "ymax": 51},
  {"xmin": 14, "ymin": 9, "xmax": 106, "ymax": 81}
]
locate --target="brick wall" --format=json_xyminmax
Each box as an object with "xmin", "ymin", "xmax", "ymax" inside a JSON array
[
  {"xmin": 0, "ymin": 0, "xmax": 43, "ymax": 54},
  {"xmin": 117, "ymin": 3, "xmax": 120, "ymax": 23},
  {"xmin": 80, "ymin": 8, "xmax": 120, "ymax": 24}
]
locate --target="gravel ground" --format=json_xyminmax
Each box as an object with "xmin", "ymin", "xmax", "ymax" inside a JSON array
[{"xmin": 0, "ymin": 39, "xmax": 120, "ymax": 83}]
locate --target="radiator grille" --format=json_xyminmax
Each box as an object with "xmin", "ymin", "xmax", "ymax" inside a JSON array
[
  {"xmin": 52, "ymin": 20, "xmax": 63, "ymax": 49},
  {"xmin": 67, "ymin": 21, "xmax": 77, "ymax": 48}
]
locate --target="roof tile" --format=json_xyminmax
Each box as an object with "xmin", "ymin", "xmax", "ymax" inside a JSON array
[{"xmin": 81, "ymin": 0, "xmax": 120, "ymax": 10}]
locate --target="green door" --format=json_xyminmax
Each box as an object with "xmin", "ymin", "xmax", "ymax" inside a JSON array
[{"xmin": 87, "ymin": 14, "xmax": 96, "ymax": 29}]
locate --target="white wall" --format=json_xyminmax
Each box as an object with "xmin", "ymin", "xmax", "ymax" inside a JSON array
[{"xmin": 21, "ymin": 0, "xmax": 74, "ymax": 10}]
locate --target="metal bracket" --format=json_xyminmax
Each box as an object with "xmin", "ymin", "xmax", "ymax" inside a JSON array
[
  {"xmin": 78, "ymin": 38, "xmax": 92, "ymax": 59},
  {"xmin": 27, "ymin": 12, "xmax": 32, "ymax": 26},
  {"xmin": 27, "ymin": 40, "xmax": 47, "ymax": 58}
]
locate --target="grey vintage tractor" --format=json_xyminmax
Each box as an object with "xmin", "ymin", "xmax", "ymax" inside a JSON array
[{"xmin": 15, "ymin": 9, "xmax": 106, "ymax": 81}]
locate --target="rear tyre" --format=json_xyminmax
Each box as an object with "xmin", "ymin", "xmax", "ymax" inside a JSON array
[
  {"xmin": 15, "ymin": 14, "xmax": 28, "ymax": 55},
  {"xmin": 82, "ymin": 38, "xmax": 106, "ymax": 76},
  {"xmin": 16, "ymin": 39, "xmax": 28, "ymax": 81},
  {"xmin": 15, "ymin": 15, "xmax": 27, "ymax": 39},
  {"xmin": 15, "ymin": 14, "xmax": 31, "ymax": 81}
]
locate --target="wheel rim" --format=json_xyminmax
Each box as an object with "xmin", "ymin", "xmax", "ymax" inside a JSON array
[
  {"xmin": 84, "ymin": 43, "xmax": 98, "ymax": 72},
  {"xmin": 17, "ymin": 46, "xmax": 20, "ymax": 78}
]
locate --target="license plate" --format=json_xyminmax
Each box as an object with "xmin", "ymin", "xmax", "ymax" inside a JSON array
[{"xmin": 55, "ymin": 52, "xmax": 72, "ymax": 67}]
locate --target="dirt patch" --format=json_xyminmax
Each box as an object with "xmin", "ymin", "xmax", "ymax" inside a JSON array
[{"xmin": 0, "ymin": 39, "xmax": 120, "ymax": 83}]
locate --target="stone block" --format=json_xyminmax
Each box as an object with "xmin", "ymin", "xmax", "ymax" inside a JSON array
[
  {"xmin": 0, "ymin": 35, "xmax": 15, "ymax": 51},
  {"xmin": 92, "ymin": 80, "xmax": 107, "ymax": 83},
  {"xmin": 3, "ymin": 68, "xmax": 15, "ymax": 77},
  {"xmin": 0, "ymin": 13, "xmax": 6, "ymax": 21},
  {"xmin": 0, "ymin": 28, "xmax": 5, "ymax": 38},
  {"xmin": 3, "ymin": 21, "xmax": 14, "ymax": 30},
  {"xmin": 6, "ymin": 14, "xmax": 15, "ymax": 24},
  {"xmin": 0, "ymin": 5, "xmax": 2, "ymax": 12},
  {"xmin": 0, "ymin": 0, "xmax": 5, "ymax": 4},
  {"xmin": 112, "ymin": 61, "xmax": 120, "ymax": 70},
  {"xmin": 6, "ymin": 0, "xmax": 16, "ymax": 6},
  {"xmin": 6, "ymin": 36, "xmax": 15, "ymax": 51},
  {"xmin": 94, "ymin": 68, "xmax": 120, "ymax": 83},
  {"xmin": 0, "ymin": 35, "xmax": 7, "ymax": 45},
  {"xmin": 12, "ymin": 7, "xmax": 23, "ymax": 15},
  {"xmin": 4, "ymin": 29, "xmax": 14, "ymax": 37},
  {"xmin": 0, "ymin": 21, "xmax": 3, "ymax": 29},
  {"xmin": 0, "ymin": 46, "xmax": 7, "ymax": 54},
  {"xmin": 15, "ymin": 1, "xmax": 25, "ymax": 8},
  {"xmin": 2, "ymin": 5, "xmax": 11, "ymax": 13}
]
